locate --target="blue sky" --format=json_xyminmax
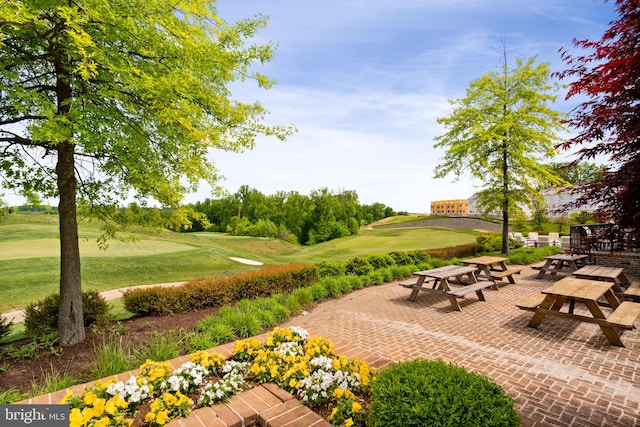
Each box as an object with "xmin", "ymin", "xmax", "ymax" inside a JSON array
[
  {"xmin": 202, "ymin": 0, "xmax": 618, "ymax": 213},
  {"xmin": 1, "ymin": 1, "xmax": 619, "ymax": 213}
]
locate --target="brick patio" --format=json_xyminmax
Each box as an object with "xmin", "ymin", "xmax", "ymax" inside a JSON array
[{"xmin": 20, "ymin": 265, "xmax": 640, "ymax": 426}]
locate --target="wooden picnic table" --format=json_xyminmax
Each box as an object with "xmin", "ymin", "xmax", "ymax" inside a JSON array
[
  {"xmin": 399, "ymin": 265, "xmax": 494, "ymax": 311},
  {"xmin": 461, "ymin": 256, "xmax": 521, "ymax": 286},
  {"xmin": 518, "ymin": 276, "xmax": 640, "ymax": 347},
  {"xmin": 572, "ymin": 265, "xmax": 630, "ymax": 293},
  {"xmin": 534, "ymin": 254, "xmax": 588, "ymax": 278}
]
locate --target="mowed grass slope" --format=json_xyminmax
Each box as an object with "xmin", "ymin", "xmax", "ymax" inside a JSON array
[{"xmin": 0, "ymin": 213, "xmax": 478, "ymax": 313}]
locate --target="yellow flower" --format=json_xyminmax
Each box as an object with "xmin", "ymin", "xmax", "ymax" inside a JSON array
[
  {"xmin": 334, "ymin": 388, "xmax": 344, "ymax": 398},
  {"xmin": 92, "ymin": 398, "xmax": 106, "ymax": 417},
  {"xmin": 289, "ymin": 378, "xmax": 298, "ymax": 388},
  {"xmin": 156, "ymin": 409, "xmax": 170, "ymax": 425},
  {"xmin": 150, "ymin": 398, "xmax": 163, "ymax": 412},
  {"xmin": 94, "ymin": 416, "xmax": 110, "ymax": 427},
  {"xmin": 344, "ymin": 417, "xmax": 354, "ymax": 427},
  {"xmin": 269, "ymin": 366, "xmax": 279, "ymax": 378},
  {"xmin": 81, "ymin": 407, "xmax": 94, "ymax": 423},
  {"xmin": 352, "ymin": 401, "xmax": 362, "ymax": 413},
  {"xmin": 83, "ymin": 391, "xmax": 97, "ymax": 405},
  {"xmin": 69, "ymin": 408, "xmax": 83, "ymax": 427},
  {"xmin": 144, "ymin": 411, "xmax": 156, "ymax": 423},
  {"xmin": 163, "ymin": 392, "xmax": 177, "ymax": 406},
  {"xmin": 328, "ymin": 407, "xmax": 338, "ymax": 420},
  {"xmin": 61, "ymin": 389, "xmax": 73, "ymax": 403}
]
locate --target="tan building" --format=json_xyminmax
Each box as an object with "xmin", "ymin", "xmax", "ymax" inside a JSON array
[{"xmin": 430, "ymin": 199, "xmax": 468, "ymax": 216}]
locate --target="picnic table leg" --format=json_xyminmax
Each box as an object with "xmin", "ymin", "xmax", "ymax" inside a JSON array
[
  {"xmin": 447, "ymin": 294, "xmax": 463, "ymax": 311},
  {"xmin": 584, "ymin": 300, "xmax": 625, "ymax": 347},
  {"xmin": 536, "ymin": 260, "xmax": 553, "ymax": 278},
  {"xmin": 528, "ymin": 295, "xmax": 558, "ymax": 327},
  {"xmin": 408, "ymin": 276, "xmax": 426, "ymax": 301}
]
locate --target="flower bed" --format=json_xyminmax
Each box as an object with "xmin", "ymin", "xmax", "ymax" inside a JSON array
[{"xmin": 62, "ymin": 326, "xmax": 374, "ymax": 427}]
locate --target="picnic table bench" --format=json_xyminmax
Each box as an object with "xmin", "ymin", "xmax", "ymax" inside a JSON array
[
  {"xmin": 461, "ymin": 256, "xmax": 521, "ymax": 287},
  {"xmin": 399, "ymin": 265, "xmax": 494, "ymax": 311},
  {"xmin": 623, "ymin": 281, "xmax": 640, "ymax": 302},
  {"xmin": 516, "ymin": 277, "xmax": 640, "ymax": 347}
]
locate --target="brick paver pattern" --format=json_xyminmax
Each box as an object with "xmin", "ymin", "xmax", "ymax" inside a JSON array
[
  {"xmin": 283, "ymin": 265, "xmax": 639, "ymax": 427},
  {"xmin": 21, "ymin": 265, "xmax": 639, "ymax": 426}
]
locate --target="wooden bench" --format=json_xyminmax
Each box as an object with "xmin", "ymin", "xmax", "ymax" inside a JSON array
[
  {"xmin": 516, "ymin": 293, "xmax": 547, "ymax": 311},
  {"xmin": 622, "ymin": 281, "xmax": 640, "ymax": 302},
  {"xmin": 605, "ymin": 301, "xmax": 640, "ymax": 329},
  {"xmin": 446, "ymin": 281, "xmax": 495, "ymax": 299},
  {"xmin": 489, "ymin": 267, "xmax": 522, "ymax": 285},
  {"xmin": 530, "ymin": 262, "xmax": 546, "ymax": 271}
]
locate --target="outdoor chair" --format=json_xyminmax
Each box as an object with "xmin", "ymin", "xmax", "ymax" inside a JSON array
[{"xmin": 548, "ymin": 232, "xmax": 560, "ymax": 247}]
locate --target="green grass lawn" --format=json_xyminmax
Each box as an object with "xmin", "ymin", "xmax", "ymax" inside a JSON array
[{"xmin": 0, "ymin": 213, "xmax": 478, "ymax": 313}]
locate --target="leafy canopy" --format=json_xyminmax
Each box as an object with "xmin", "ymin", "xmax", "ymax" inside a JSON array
[
  {"xmin": 0, "ymin": 0, "xmax": 294, "ymax": 206},
  {"xmin": 434, "ymin": 57, "xmax": 567, "ymax": 218}
]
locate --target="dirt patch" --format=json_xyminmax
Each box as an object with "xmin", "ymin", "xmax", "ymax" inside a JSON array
[{"xmin": 0, "ymin": 306, "xmax": 220, "ymax": 396}]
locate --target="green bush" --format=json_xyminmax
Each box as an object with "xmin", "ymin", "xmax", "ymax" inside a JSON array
[
  {"xmin": 426, "ymin": 244, "xmax": 484, "ymax": 260},
  {"xmin": 369, "ymin": 359, "xmax": 520, "ymax": 427},
  {"xmin": 344, "ymin": 256, "xmax": 374, "ymax": 276},
  {"xmin": 123, "ymin": 263, "xmax": 319, "ymax": 316},
  {"xmin": 316, "ymin": 261, "xmax": 345, "ymax": 277},
  {"xmin": 0, "ymin": 316, "xmax": 13, "ymax": 340},
  {"xmin": 24, "ymin": 290, "xmax": 111, "ymax": 336},
  {"xmin": 366, "ymin": 253, "xmax": 396, "ymax": 269},
  {"xmin": 477, "ymin": 233, "xmax": 519, "ymax": 251},
  {"xmin": 388, "ymin": 251, "xmax": 413, "ymax": 266}
]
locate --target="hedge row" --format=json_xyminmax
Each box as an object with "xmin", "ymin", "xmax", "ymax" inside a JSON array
[
  {"xmin": 123, "ymin": 263, "xmax": 319, "ymax": 316},
  {"xmin": 122, "ymin": 245, "xmax": 484, "ymax": 317}
]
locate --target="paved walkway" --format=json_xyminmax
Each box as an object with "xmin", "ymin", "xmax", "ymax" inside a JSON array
[{"xmin": 17, "ymin": 265, "xmax": 640, "ymax": 426}]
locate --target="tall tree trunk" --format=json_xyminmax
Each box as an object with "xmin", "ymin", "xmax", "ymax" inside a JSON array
[
  {"xmin": 501, "ymin": 138, "xmax": 510, "ymax": 254},
  {"xmin": 56, "ymin": 141, "xmax": 85, "ymax": 346},
  {"xmin": 54, "ymin": 46, "xmax": 84, "ymax": 346}
]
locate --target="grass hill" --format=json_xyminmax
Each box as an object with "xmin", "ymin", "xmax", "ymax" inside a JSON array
[{"xmin": 0, "ymin": 213, "xmax": 479, "ymax": 313}]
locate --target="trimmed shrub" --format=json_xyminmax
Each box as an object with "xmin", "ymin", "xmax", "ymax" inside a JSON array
[
  {"xmin": 426, "ymin": 244, "xmax": 484, "ymax": 260},
  {"xmin": 123, "ymin": 263, "xmax": 319, "ymax": 316},
  {"xmin": 388, "ymin": 251, "xmax": 413, "ymax": 266},
  {"xmin": 369, "ymin": 359, "xmax": 520, "ymax": 427},
  {"xmin": 477, "ymin": 233, "xmax": 519, "ymax": 252},
  {"xmin": 316, "ymin": 261, "xmax": 345, "ymax": 277},
  {"xmin": 344, "ymin": 256, "xmax": 374, "ymax": 276},
  {"xmin": 366, "ymin": 253, "xmax": 396, "ymax": 269},
  {"xmin": 24, "ymin": 290, "xmax": 111, "ymax": 336}
]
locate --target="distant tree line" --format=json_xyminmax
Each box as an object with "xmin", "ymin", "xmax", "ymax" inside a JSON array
[
  {"xmin": 190, "ymin": 185, "xmax": 398, "ymax": 244},
  {"xmin": 85, "ymin": 186, "xmax": 398, "ymax": 245}
]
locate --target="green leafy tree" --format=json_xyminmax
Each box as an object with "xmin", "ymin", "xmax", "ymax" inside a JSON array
[
  {"xmin": 547, "ymin": 161, "xmax": 606, "ymax": 185},
  {"xmin": 433, "ymin": 54, "xmax": 567, "ymax": 253},
  {"xmin": 0, "ymin": 0, "xmax": 293, "ymax": 345}
]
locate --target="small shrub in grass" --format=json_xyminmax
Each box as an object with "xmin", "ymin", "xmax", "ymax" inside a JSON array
[
  {"xmin": 235, "ymin": 298, "xmax": 255, "ymax": 313},
  {"xmin": 207, "ymin": 321, "xmax": 236, "ymax": 343},
  {"xmin": 364, "ymin": 271, "xmax": 385, "ymax": 286},
  {"xmin": 378, "ymin": 267, "xmax": 394, "ymax": 282},
  {"xmin": 321, "ymin": 277, "xmax": 342, "ymax": 298},
  {"xmin": 90, "ymin": 335, "xmax": 137, "ymax": 379},
  {"xmin": 235, "ymin": 311, "xmax": 263, "ymax": 338},
  {"xmin": 507, "ymin": 245, "xmax": 561, "ymax": 265},
  {"xmin": 336, "ymin": 276, "xmax": 354, "ymax": 294},
  {"xmin": 345, "ymin": 274, "xmax": 365, "ymax": 290},
  {"xmin": 406, "ymin": 249, "xmax": 431, "ymax": 265},
  {"xmin": 309, "ymin": 283, "xmax": 328, "ymax": 301},
  {"xmin": 290, "ymin": 287, "xmax": 314, "ymax": 307},
  {"xmin": 24, "ymin": 290, "xmax": 111, "ymax": 336},
  {"xmin": 388, "ymin": 250, "xmax": 413, "ymax": 266},
  {"xmin": 187, "ymin": 332, "xmax": 216, "ymax": 352},
  {"xmin": 255, "ymin": 309, "xmax": 277, "ymax": 328},
  {"xmin": 0, "ymin": 316, "xmax": 14, "ymax": 340},
  {"xmin": 344, "ymin": 256, "xmax": 374, "ymax": 276},
  {"xmin": 269, "ymin": 302, "xmax": 290, "ymax": 323},
  {"xmin": 317, "ymin": 261, "xmax": 345, "ymax": 277},
  {"xmin": 369, "ymin": 359, "xmax": 520, "ymax": 427},
  {"xmin": 389, "ymin": 265, "xmax": 411, "ymax": 280},
  {"xmin": 283, "ymin": 295, "xmax": 302, "ymax": 314},
  {"xmin": 30, "ymin": 367, "xmax": 79, "ymax": 397},
  {"xmin": 135, "ymin": 330, "xmax": 186, "ymax": 364},
  {"xmin": 366, "ymin": 253, "xmax": 396, "ymax": 269}
]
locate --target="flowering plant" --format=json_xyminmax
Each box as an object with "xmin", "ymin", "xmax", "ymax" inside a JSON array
[{"xmin": 60, "ymin": 326, "xmax": 375, "ymax": 427}]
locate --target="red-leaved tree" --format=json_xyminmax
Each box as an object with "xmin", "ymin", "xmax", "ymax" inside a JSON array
[{"xmin": 554, "ymin": 0, "xmax": 640, "ymax": 247}]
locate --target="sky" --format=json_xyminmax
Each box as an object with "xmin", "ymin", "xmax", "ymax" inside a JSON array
[
  {"xmin": 198, "ymin": 0, "xmax": 619, "ymax": 214},
  {"xmin": 2, "ymin": 0, "xmax": 620, "ymax": 213}
]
